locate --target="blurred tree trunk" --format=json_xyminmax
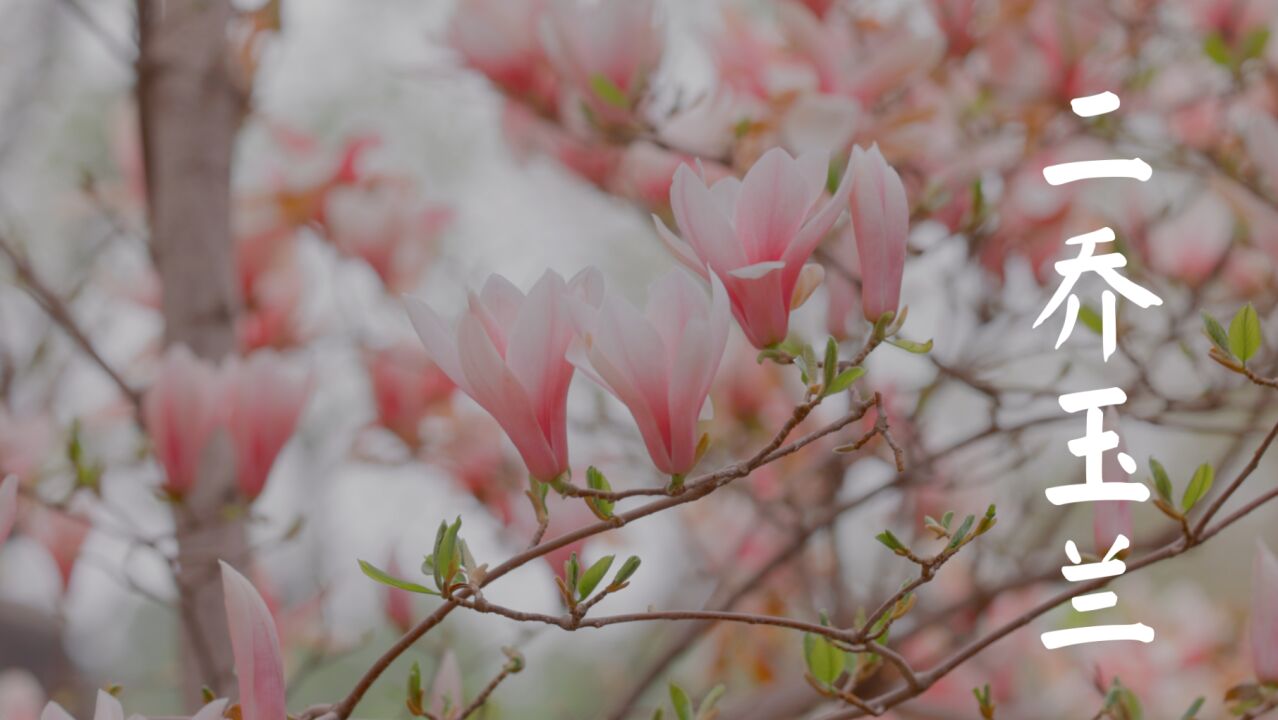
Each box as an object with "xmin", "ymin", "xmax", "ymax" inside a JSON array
[{"xmin": 135, "ymin": 0, "xmax": 247, "ymax": 706}]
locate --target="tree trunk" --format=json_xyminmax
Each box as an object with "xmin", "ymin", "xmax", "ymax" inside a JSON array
[{"xmin": 135, "ymin": 0, "xmax": 247, "ymax": 706}]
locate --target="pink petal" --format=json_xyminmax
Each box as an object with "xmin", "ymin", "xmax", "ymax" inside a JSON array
[
  {"xmin": 734, "ymin": 147, "xmax": 811, "ymax": 262},
  {"xmin": 220, "ymin": 561, "xmax": 287, "ymax": 720},
  {"xmin": 1253, "ymin": 541, "xmax": 1278, "ymax": 683},
  {"xmin": 404, "ymin": 296, "xmax": 468, "ymax": 394},
  {"xmin": 671, "ymin": 165, "xmax": 746, "ymax": 272}
]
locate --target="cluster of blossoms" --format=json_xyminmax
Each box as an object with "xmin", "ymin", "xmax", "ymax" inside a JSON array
[{"xmin": 406, "ymin": 142, "xmax": 906, "ymax": 486}]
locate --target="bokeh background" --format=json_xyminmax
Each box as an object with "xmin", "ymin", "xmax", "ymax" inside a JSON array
[{"xmin": 2, "ymin": 0, "xmax": 1278, "ymax": 718}]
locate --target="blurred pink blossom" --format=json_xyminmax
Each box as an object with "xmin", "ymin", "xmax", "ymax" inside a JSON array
[
  {"xmin": 224, "ymin": 350, "xmax": 311, "ymax": 501},
  {"xmin": 143, "ymin": 345, "xmax": 226, "ymax": 498},
  {"xmin": 1252, "ymin": 541, "xmax": 1278, "ymax": 683}
]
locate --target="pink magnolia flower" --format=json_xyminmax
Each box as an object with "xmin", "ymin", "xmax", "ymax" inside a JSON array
[
  {"xmin": 1252, "ymin": 541, "xmax": 1278, "ymax": 683},
  {"xmin": 0, "ymin": 476, "xmax": 17, "ymax": 547},
  {"xmin": 406, "ymin": 269, "xmax": 603, "ymax": 482},
  {"xmin": 221, "ymin": 561, "xmax": 287, "ymax": 720},
  {"xmin": 224, "ymin": 351, "xmax": 311, "ymax": 501},
  {"xmin": 656, "ymin": 146, "xmax": 852, "ymax": 348},
  {"xmin": 325, "ymin": 178, "xmax": 453, "ymax": 293},
  {"xmin": 571, "ymin": 269, "xmax": 730, "ymax": 477},
  {"xmin": 143, "ymin": 345, "xmax": 226, "ymax": 498},
  {"xmin": 448, "ymin": 0, "xmax": 558, "ymax": 111},
  {"xmin": 544, "ymin": 0, "xmax": 664, "ymax": 126},
  {"xmin": 364, "ymin": 342, "xmax": 456, "ymax": 448},
  {"xmin": 23, "ymin": 504, "xmax": 89, "ymax": 591},
  {"xmin": 847, "ymin": 144, "xmax": 909, "ymax": 322}
]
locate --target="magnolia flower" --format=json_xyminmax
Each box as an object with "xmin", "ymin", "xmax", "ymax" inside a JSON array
[
  {"xmin": 448, "ymin": 0, "xmax": 557, "ymax": 109},
  {"xmin": 1252, "ymin": 542, "xmax": 1278, "ymax": 683},
  {"xmin": 143, "ymin": 345, "xmax": 225, "ymax": 498},
  {"xmin": 544, "ymin": 0, "xmax": 664, "ymax": 126},
  {"xmin": 24, "ymin": 504, "xmax": 89, "ymax": 591},
  {"xmin": 656, "ymin": 147, "xmax": 852, "ymax": 348},
  {"xmin": 224, "ymin": 351, "xmax": 311, "ymax": 501},
  {"xmin": 406, "ymin": 269, "xmax": 602, "ymax": 482},
  {"xmin": 39, "ymin": 690, "xmax": 228, "ymax": 720},
  {"xmin": 364, "ymin": 342, "xmax": 456, "ymax": 447},
  {"xmin": 221, "ymin": 561, "xmax": 286, "ymax": 720},
  {"xmin": 847, "ymin": 144, "xmax": 908, "ymax": 323},
  {"xmin": 0, "ymin": 476, "xmax": 16, "ymax": 547},
  {"xmin": 571, "ymin": 270, "xmax": 729, "ymax": 477}
]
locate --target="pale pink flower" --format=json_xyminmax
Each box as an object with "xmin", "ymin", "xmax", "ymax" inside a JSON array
[
  {"xmin": 501, "ymin": 102, "xmax": 622, "ymax": 187},
  {"xmin": 406, "ymin": 269, "xmax": 603, "ymax": 481},
  {"xmin": 221, "ymin": 561, "xmax": 287, "ymax": 720},
  {"xmin": 1252, "ymin": 541, "xmax": 1278, "ymax": 683},
  {"xmin": 325, "ymin": 178, "xmax": 453, "ymax": 293},
  {"xmin": 224, "ymin": 351, "xmax": 311, "ymax": 501},
  {"xmin": 143, "ymin": 346, "xmax": 226, "ymax": 498},
  {"xmin": 0, "ymin": 410, "xmax": 53, "ymax": 482},
  {"xmin": 24, "ymin": 503, "xmax": 89, "ymax": 591},
  {"xmin": 0, "ymin": 476, "xmax": 16, "ymax": 547},
  {"xmin": 0, "ymin": 669, "xmax": 43, "ymax": 720},
  {"xmin": 448, "ymin": 0, "xmax": 558, "ymax": 110},
  {"xmin": 544, "ymin": 0, "xmax": 664, "ymax": 126},
  {"xmin": 847, "ymin": 144, "xmax": 908, "ymax": 322},
  {"xmin": 364, "ymin": 342, "xmax": 456, "ymax": 448},
  {"xmin": 572, "ymin": 270, "xmax": 730, "ymax": 477},
  {"xmin": 656, "ymin": 147, "xmax": 852, "ymax": 348},
  {"xmin": 610, "ymin": 142, "xmax": 729, "ymax": 212}
]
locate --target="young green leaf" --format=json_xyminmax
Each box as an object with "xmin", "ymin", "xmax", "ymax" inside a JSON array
[
  {"xmin": 1202, "ymin": 311, "xmax": 1231, "ymax": 354},
  {"xmin": 589, "ymin": 74, "xmax": 629, "ymax": 108},
  {"xmin": 1181, "ymin": 463, "xmax": 1214, "ymax": 512},
  {"xmin": 803, "ymin": 632, "xmax": 845, "ymax": 686},
  {"xmin": 1228, "ymin": 303, "xmax": 1262, "ymax": 364},
  {"xmin": 826, "ymin": 366, "xmax": 865, "ymax": 395},
  {"xmin": 1179, "ymin": 697, "xmax": 1204, "ymax": 720},
  {"xmin": 697, "ymin": 685, "xmax": 726, "ymax": 719},
  {"xmin": 1078, "ymin": 304, "xmax": 1104, "ymax": 336},
  {"xmin": 822, "ymin": 337, "xmax": 839, "ymax": 394},
  {"xmin": 565, "ymin": 552, "xmax": 581, "ymax": 593},
  {"xmin": 875, "ymin": 530, "xmax": 908, "ymax": 555},
  {"xmin": 610, "ymin": 555, "xmax": 642, "ymax": 589},
  {"xmin": 358, "ymin": 559, "xmax": 439, "ymax": 596},
  {"xmin": 887, "ymin": 337, "xmax": 933, "ymax": 354},
  {"xmin": 577, "ymin": 555, "xmax": 616, "ymax": 600},
  {"xmin": 669, "ymin": 683, "xmax": 693, "ymax": 720},
  {"xmin": 947, "ymin": 514, "xmax": 975, "ymax": 550},
  {"xmin": 1203, "ymin": 32, "xmax": 1233, "ymax": 66},
  {"xmin": 1149, "ymin": 457, "xmax": 1173, "ymax": 504},
  {"xmin": 585, "ymin": 466, "xmax": 615, "ymax": 519}
]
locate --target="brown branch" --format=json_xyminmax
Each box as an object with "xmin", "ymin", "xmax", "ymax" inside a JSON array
[{"xmin": 0, "ymin": 232, "xmax": 143, "ymax": 412}]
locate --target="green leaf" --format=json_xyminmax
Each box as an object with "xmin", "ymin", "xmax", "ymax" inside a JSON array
[
  {"xmin": 947, "ymin": 514, "xmax": 975, "ymax": 550},
  {"xmin": 803, "ymin": 632, "xmax": 845, "ymax": 686},
  {"xmin": 585, "ymin": 466, "xmax": 614, "ymax": 519},
  {"xmin": 1228, "ymin": 303, "xmax": 1262, "ymax": 363},
  {"xmin": 358, "ymin": 560, "xmax": 439, "ymax": 596},
  {"xmin": 798, "ymin": 343, "xmax": 819, "ymax": 384},
  {"xmin": 1078, "ymin": 304, "xmax": 1104, "ymax": 336},
  {"xmin": 1181, "ymin": 463, "xmax": 1214, "ymax": 512},
  {"xmin": 669, "ymin": 683, "xmax": 693, "ymax": 720},
  {"xmin": 565, "ymin": 553, "xmax": 581, "ymax": 592},
  {"xmin": 1179, "ymin": 697, "xmax": 1204, "ymax": 720},
  {"xmin": 697, "ymin": 685, "xmax": 726, "ymax": 719},
  {"xmin": 577, "ymin": 555, "xmax": 616, "ymax": 600},
  {"xmin": 611, "ymin": 555, "xmax": 642, "ymax": 589},
  {"xmin": 875, "ymin": 530, "xmax": 907, "ymax": 554},
  {"xmin": 589, "ymin": 73, "xmax": 630, "ymax": 108},
  {"xmin": 1203, "ymin": 32, "xmax": 1233, "ymax": 66},
  {"xmin": 436, "ymin": 517, "xmax": 463, "ymax": 589},
  {"xmin": 887, "ymin": 337, "xmax": 933, "ymax": 354},
  {"xmin": 1149, "ymin": 457, "xmax": 1173, "ymax": 504},
  {"xmin": 822, "ymin": 338, "xmax": 839, "ymax": 394},
  {"xmin": 1243, "ymin": 27, "xmax": 1271, "ymax": 60},
  {"xmin": 1202, "ymin": 312, "xmax": 1231, "ymax": 354},
  {"xmin": 826, "ymin": 366, "xmax": 865, "ymax": 395}
]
